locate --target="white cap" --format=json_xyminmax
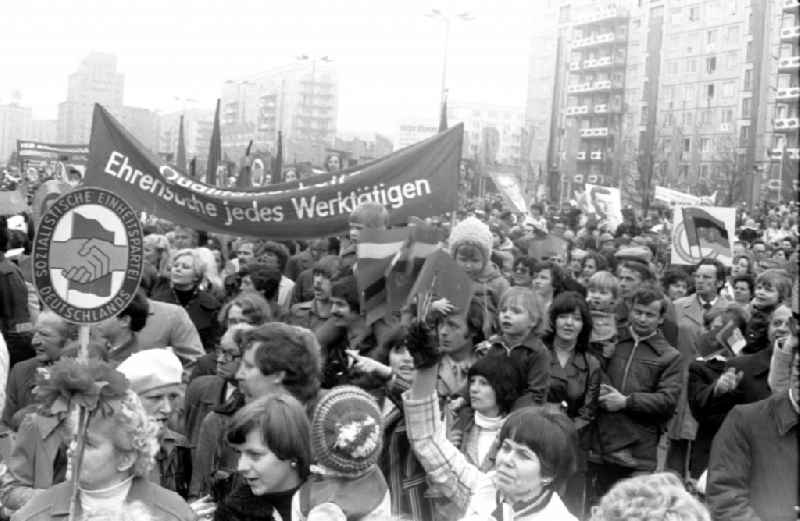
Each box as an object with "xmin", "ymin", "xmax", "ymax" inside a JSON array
[
  {"xmin": 117, "ymin": 349, "xmax": 183, "ymax": 395},
  {"xmin": 7, "ymin": 215, "xmax": 26, "ymax": 234}
]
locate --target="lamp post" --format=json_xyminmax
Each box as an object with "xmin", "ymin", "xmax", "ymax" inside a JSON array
[{"xmin": 427, "ymin": 10, "xmax": 473, "ymax": 107}]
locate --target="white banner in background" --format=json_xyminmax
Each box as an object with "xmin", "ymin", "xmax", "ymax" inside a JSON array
[
  {"xmin": 584, "ymin": 184, "xmax": 623, "ymax": 230},
  {"xmin": 489, "ymin": 171, "xmax": 528, "ymax": 215}
]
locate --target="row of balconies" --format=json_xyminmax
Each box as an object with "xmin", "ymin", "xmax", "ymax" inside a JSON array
[
  {"xmin": 565, "ymin": 103, "xmax": 621, "ymax": 116},
  {"xmin": 573, "ymin": 6, "xmax": 628, "ymax": 27},
  {"xmin": 775, "ymin": 117, "xmax": 800, "ymax": 131},
  {"xmin": 583, "ymin": 56, "xmax": 624, "ymax": 70},
  {"xmin": 779, "ymin": 56, "xmax": 800, "ymax": 70},
  {"xmin": 768, "ymin": 147, "xmax": 800, "ymax": 160},
  {"xmin": 576, "ymin": 151, "xmax": 606, "ymax": 160},
  {"xmin": 571, "ymin": 31, "xmax": 626, "ymax": 49},
  {"xmin": 777, "ymin": 86, "xmax": 800, "ymax": 101},
  {"xmin": 785, "ymin": 0, "xmax": 800, "ymax": 12},
  {"xmin": 572, "ymin": 174, "xmax": 608, "ymax": 185},
  {"xmin": 580, "ymin": 127, "xmax": 610, "ymax": 138},
  {"xmin": 781, "ymin": 25, "xmax": 800, "ymax": 40},
  {"xmin": 567, "ymin": 80, "xmax": 624, "ymax": 94}
]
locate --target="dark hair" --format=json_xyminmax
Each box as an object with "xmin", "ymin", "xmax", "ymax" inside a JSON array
[
  {"xmin": 432, "ymin": 297, "xmax": 489, "ymax": 346},
  {"xmin": 226, "ymin": 394, "xmax": 311, "ymax": 480},
  {"xmin": 118, "ymin": 290, "xmax": 149, "ymax": 333},
  {"xmin": 694, "ymin": 258, "xmax": 727, "ymax": 284},
  {"xmin": 255, "ymin": 241, "xmax": 290, "ymax": 272},
  {"xmin": 731, "ymin": 274, "xmax": 755, "ymax": 297},
  {"xmin": 532, "ymin": 260, "xmax": 566, "ymax": 294},
  {"xmin": 467, "ymin": 355, "xmax": 521, "ymax": 414},
  {"xmin": 244, "ymin": 263, "xmax": 283, "ymax": 301},
  {"xmin": 581, "ymin": 251, "xmax": 608, "ymax": 273},
  {"xmin": 241, "ymin": 323, "xmax": 322, "ymax": 403},
  {"xmin": 499, "ymin": 407, "xmax": 577, "ymax": 490},
  {"xmin": 662, "ymin": 268, "xmax": 691, "ymax": 294},
  {"xmin": 630, "ymin": 285, "xmax": 668, "ymax": 316},
  {"xmin": 619, "ymin": 260, "xmax": 653, "ymax": 282},
  {"xmin": 312, "ymin": 255, "xmax": 342, "ymax": 280},
  {"xmin": 544, "ymin": 291, "xmax": 592, "ymax": 352},
  {"xmin": 513, "ymin": 256, "xmax": 537, "ymax": 275},
  {"xmin": 732, "ymin": 254, "xmax": 754, "ymax": 275},
  {"xmin": 331, "ymin": 275, "xmax": 360, "ymax": 312}
]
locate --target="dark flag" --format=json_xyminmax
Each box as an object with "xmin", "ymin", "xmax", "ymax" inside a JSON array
[
  {"xmin": 189, "ymin": 157, "xmax": 197, "ymax": 179},
  {"xmin": 236, "ymin": 140, "xmax": 253, "ymax": 188},
  {"xmin": 438, "ymin": 94, "xmax": 448, "ymax": 133},
  {"xmin": 272, "ymin": 131, "xmax": 283, "ymax": 182},
  {"xmin": 206, "ymin": 99, "xmax": 222, "ymax": 186},
  {"xmin": 176, "ymin": 115, "xmax": 186, "ymax": 172},
  {"xmin": 407, "ymin": 250, "xmax": 472, "ymax": 321},
  {"xmin": 682, "ymin": 207, "xmax": 730, "ymax": 256}
]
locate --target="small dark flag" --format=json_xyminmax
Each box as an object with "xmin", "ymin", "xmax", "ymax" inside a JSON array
[
  {"xmin": 206, "ymin": 99, "xmax": 222, "ymax": 186},
  {"xmin": 272, "ymin": 131, "xmax": 283, "ymax": 182},
  {"xmin": 189, "ymin": 157, "xmax": 197, "ymax": 179},
  {"xmin": 176, "ymin": 115, "xmax": 186, "ymax": 172},
  {"xmin": 438, "ymin": 95, "xmax": 448, "ymax": 133}
]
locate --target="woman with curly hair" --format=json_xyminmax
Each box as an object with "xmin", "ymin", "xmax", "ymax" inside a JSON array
[
  {"xmin": 13, "ymin": 387, "xmax": 195, "ymax": 521},
  {"xmin": 590, "ymin": 472, "xmax": 710, "ymax": 521}
]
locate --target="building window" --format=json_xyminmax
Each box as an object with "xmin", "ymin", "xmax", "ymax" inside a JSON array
[
  {"xmin": 746, "ymin": 41, "xmax": 752, "ymax": 61},
  {"xmin": 701, "ymin": 138, "xmax": 711, "ymax": 152},
  {"xmin": 701, "ymin": 164, "xmax": 710, "ymax": 177},
  {"xmin": 683, "ymin": 138, "xmax": 691, "ymax": 152},
  {"xmin": 739, "ymin": 125, "xmax": 750, "ymax": 145},
  {"xmin": 707, "ymin": 84, "xmax": 715, "ymax": 99},
  {"xmin": 683, "ymin": 111, "xmax": 694, "ymax": 126},
  {"xmin": 707, "ymin": 29, "xmax": 717, "ymax": 44},
  {"xmin": 722, "ymin": 81, "xmax": 734, "ymax": 98},
  {"xmin": 742, "ymin": 97, "xmax": 751, "ymax": 118},
  {"xmin": 684, "ymin": 84, "xmax": 695, "ymax": 102},
  {"xmin": 689, "ymin": 5, "xmax": 700, "ymax": 21},
  {"xmin": 727, "ymin": 26, "xmax": 739, "ymax": 42},
  {"xmin": 726, "ymin": 51, "xmax": 738, "ymax": 70},
  {"xmin": 687, "ymin": 58, "xmax": 697, "ymax": 73},
  {"xmin": 706, "ymin": 56, "xmax": 717, "ymax": 73},
  {"xmin": 744, "ymin": 69, "xmax": 752, "ymax": 90},
  {"xmin": 680, "ymin": 164, "xmax": 690, "ymax": 179},
  {"xmin": 702, "ymin": 109, "xmax": 713, "ymax": 125},
  {"xmin": 722, "ymin": 109, "xmax": 733, "ymax": 122},
  {"xmin": 668, "ymin": 60, "xmax": 678, "ymax": 74}
]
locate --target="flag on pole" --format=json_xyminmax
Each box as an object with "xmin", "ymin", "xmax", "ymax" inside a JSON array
[
  {"xmin": 272, "ymin": 131, "xmax": 283, "ymax": 182},
  {"xmin": 407, "ymin": 250, "xmax": 472, "ymax": 321},
  {"xmin": 189, "ymin": 157, "xmax": 197, "ymax": 179},
  {"xmin": 438, "ymin": 93, "xmax": 448, "ymax": 133},
  {"xmin": 206, "ymin": 99, "xmax": 222, "ymax": 186},
  {"xmin": 385, "ymin": 222, "xmax": 445, "ymax": 314},
  {"xmin": 176, "ymin": 115, "xmax": 186, "ymax": 172},
  {"xmin": 356, "ymin": 228, "xmax": 409, "ymax": 325},
  {"xmin": 681, "ymin": 207, "xmax": 730, "ymax": 256}
]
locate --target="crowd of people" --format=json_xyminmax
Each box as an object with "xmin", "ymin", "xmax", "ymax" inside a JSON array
[{"xmin": 0, "ymin": 177, "xmax": 797, "ymax": 521}]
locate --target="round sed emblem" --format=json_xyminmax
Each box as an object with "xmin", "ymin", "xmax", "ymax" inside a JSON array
[{"xmin": 32, "ymin": 187, "xmax": 143, "ymax": 324}]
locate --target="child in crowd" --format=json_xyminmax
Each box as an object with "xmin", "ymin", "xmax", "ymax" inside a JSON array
[
  {"xmin": 474, "ymin": 287, "xmax": 549, "ymax": 409},
  {"xmin": 448, "ymin": 216, "xmax": 510, "ymax": 337},
  {"xmin": 586, "ymin": 271, "xmax": 619, "ymax": 362}
]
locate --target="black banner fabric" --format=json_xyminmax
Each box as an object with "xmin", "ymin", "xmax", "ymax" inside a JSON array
[{"xmin": 84, "ymin": 104, "xmax": 462, "ymax": 239}]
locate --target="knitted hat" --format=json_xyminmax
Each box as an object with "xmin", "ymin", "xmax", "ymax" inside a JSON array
[
  {"xmin": 448, "ymin": 216, "xmax": 493, "ymax": 262},
  {"xmin": 116, "ymin": 349, "xmax": 183, "ymax": 395},
  {"xmin": 310, "ymin": 385, "xmax": 382, "ymax": 477}
]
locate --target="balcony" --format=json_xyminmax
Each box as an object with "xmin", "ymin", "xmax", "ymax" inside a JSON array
[
  {"xmin": 577, "ymin": 151, "xmax": 587, "ymax": 160},
  {"xmin": 590, "ymin": 151, "xmax": 604, "ymax": 160},
  {"xmin": 778, "ymin": 56, "xmax": 800, "ymax": 70},
  {"xmin": 769, "ymin": 148, "xmax": 785, "ymax": 160},
  {"xmin": 568, "ymin": 82, "xmax": 594, "ymax": 94},
  {"xmin": 580, "ymin": 127, "xmax": 610, "ymax": 138},
  {"xmin": 781, "ymin": 25, "xmax": 800, "ymax": 40},
  {"xmin": 574, "ymin": 6, "xmax": 628, "ymax": 27},
  {"xmin": 774, "ymin": 117, "xmax": 800, "ymax": 131},
  {"xmin": 789, "ymin": 148, "xmax": 800, "ymax": 159},
  {"xmin": 784, "ymin": 0, "xmax": 800, "ymax": 12},
  {"xmin": 569, "ymin": 60, "xmax": 582, "ymax": 71},
  {"xmin": 571, "ymin": 31, "xmax": 624, "ymax": 49},
  {"xmin": 566, "ymin": 105, "xmax": 590, "ymax": 116},
  {"xmin": 777, "ymin": 86, "xmax": 800, "ymax": 101},
  {"xmin": 572, "ymin": 36, "xmax": 594, "ymax": 49},
  {"xmin": 582, "ymin": 56, "xmax": 624, "ymax": 70}
]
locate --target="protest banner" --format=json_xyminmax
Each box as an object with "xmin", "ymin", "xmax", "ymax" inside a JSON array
[
  {"xmin": 654, "ymin": 186, "xmax": 718, "ymax": 206},
  {"xmin": 670, "ymin": 205, "xmax": 735, "ymax": 266},
  {"xmin": 84, "ymin": 104, "xmax": 462, "ymax": 239},
  {"xmin": 488, "ymin": 171, "xmax": 528, "ymax": 214},
  {"xmin": 583, "ymin": 184, "xmax": 623, "ymax": 230},
  {"xmin": 17, "ymin": 140, "xmax": 89, "ymax": 182}
]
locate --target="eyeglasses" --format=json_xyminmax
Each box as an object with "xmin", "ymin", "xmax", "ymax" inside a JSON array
[{"xmin": 217, "ymin": 350, "xmax": 241, "ymax": 363}]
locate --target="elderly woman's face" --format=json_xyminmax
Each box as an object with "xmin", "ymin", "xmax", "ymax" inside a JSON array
[
  {"xmin": 76, "ymin": 415, "xmax": 135, "ymax": 490},
  {"xmin": 171, "ymin": 254, "xmax": 198, "ymax": 287},
  {"xmin": 32, "ymin": 315, "xmax": 66, "ymax": 363}
]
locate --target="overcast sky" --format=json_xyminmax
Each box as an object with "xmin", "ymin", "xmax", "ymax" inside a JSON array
[{"xmin": 0, "ymin": 0, "xmax": 539, "ymax": 137}]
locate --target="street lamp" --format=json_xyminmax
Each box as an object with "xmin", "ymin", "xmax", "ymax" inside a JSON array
[{"xmin": 427, "ymin": 10, "xmax": 474, "ymax": 106}]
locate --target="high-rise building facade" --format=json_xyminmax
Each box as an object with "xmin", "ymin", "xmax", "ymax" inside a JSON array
[
  {"xmin": 0, "ymin": 103, "xmax": 32, "ymax": 163},
  {"xmin": 528, "ymin": 0, "xmax": 784, "ymax": 207},
  {"xmin": 57, "ymin": 53, "xmax": 124, "ymax": 144},
  {"xmin": 447, "ymin": 101, "xmax": 525, "ymax": 164},
  {"xmin": 119, "ymin": 106, "xmax": 160, "ymax": 152},
  {"xmin": 158, "ymin": 108, "xmax": 214, "ymax": 162},
  {"xmin": 220, "ymin": 60, "xmax": 339, "ymax": 163},
  {"xmin": 770, "ymin": 0, "xmax": 800, "ymax": 200}
]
